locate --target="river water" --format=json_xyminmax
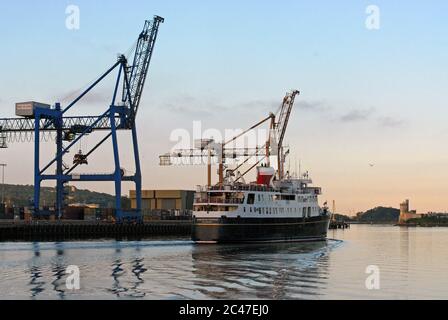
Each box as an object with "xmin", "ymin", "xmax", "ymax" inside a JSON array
[{"xmin": 0, "ymin": 224, "xmax": 447, "ymax": 300}]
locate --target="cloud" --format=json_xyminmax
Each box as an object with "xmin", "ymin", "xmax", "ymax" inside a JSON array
[
  {"xmin": 339, "ymin": 108, "xmax": 375, "ymax": 122},
  {"xmin": 163, "ymin": 95, "xmax": 279, "ymax": 117},
  {"xmin": 163, "ymin": 94, "xmax": 406, "ymax": 130},
  {"xmin": 55, "ymin": 89, "xmax": 112, "ymax": 105},
  {"xmin": 298, "ymin": 100, "xmax": 330, "ymax": 112},
  {"xmin": 163, "ymin": 95, "xmax": 223, "ymax": 117},
  {"xmin": 70, "ymin": 35, "xmax": 119, "ymax": 55},
  {"xmin": 239, "ymin": 99, "xmax": 279, "ymax": 112},
  {"xmin": 377, "ymin": 116, "xmax": 405, "ymax": 127}
]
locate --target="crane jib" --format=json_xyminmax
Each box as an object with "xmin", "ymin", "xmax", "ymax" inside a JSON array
[{"xmin": 123, "ymin": 16, "xmax": 164, "ymax": 122}]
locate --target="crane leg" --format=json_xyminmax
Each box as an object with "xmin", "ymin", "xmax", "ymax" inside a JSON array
[
  {"xmin": 55, "ymin": 103, "xmax": 64, "ymax": 219},
  {"xmin": 33, "ymin": 113, "xmax": 41, "ymax": 217},
  {"xmin": 132, "ymin": 125, "xmax": 142, "ymax": 222},
  {"xmin": 109, "ymin": 108, "xmax": 123, "ymax": 222}
]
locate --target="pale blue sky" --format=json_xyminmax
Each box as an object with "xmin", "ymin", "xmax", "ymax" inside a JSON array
[{"xmin": 0, "ymin": 1, "xmax": 447, "ymax": 213}]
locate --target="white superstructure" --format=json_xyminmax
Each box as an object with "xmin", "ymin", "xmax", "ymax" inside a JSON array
[{"xmin": 193, "ymin": 173, "xmax": 326, "ymax": 219}]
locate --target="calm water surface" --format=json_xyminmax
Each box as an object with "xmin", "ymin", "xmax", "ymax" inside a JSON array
[{"xmin": 0, "ymin": 224, "xmax": 447, "ymax": 299}]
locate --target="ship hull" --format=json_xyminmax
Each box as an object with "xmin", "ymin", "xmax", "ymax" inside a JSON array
[{"xmin": 192, "ymin": 215, "xmax": 331, "ymax": 244}]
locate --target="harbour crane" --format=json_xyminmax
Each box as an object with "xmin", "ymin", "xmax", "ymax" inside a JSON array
[
  {"xmin": 159, "ymin": 113, "xmax": 275, "ymax": 186},
  {"xmin": 274, "ymin": 90, "xmax": 300, "ymax": 180},
  {"xmin": 0, "ymin": 16, "xmax": 164, "ymax": 222},
  {"xmin": 159, "ymin": 91, "xmax": 300, "ymax": 186}
]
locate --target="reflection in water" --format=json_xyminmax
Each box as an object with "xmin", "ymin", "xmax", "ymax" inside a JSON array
[
  {"xmin": 28, "ymin": 242, "xmax": 69, "ymax": 299},
  {"xmin": 110, "ymin": 259, "xmax": 127, "ymax": 297},
  {"xmin": 29, "ymin": 265, "xmax": 45, "ymax": 298},
  {"xmin": 4, "ymin": 226, "xmax": 447, "ymax": 299},
  {"xmin": 51, "ymin": 265, "xmax": 66, "ymax": 299},
  {"xmin": 33, "ymin": 242, "xmax": 40, "ymax": 257},
  {"xmin": 51, "ymin": 243, "xmax": 67, "ymax": 299},
  {"xmin": 29, "ymin": 242, "xmax": 44, "ymax": 298},
  {"xmin": 109, "ymin": 243, "xmax": 148, "ymax": 298},
  {"xmin": 191, "ymin": 241, "xmax": 334, "ymax": 299},
  {"xmin": 130, "ymin": 257, "xmax": 147, "ymax": 298}
]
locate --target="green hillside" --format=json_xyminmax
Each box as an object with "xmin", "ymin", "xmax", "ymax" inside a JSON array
[
  {"xmin": 0, "ymin": 184, "xmax": 129, "ymax": 208},
  {"xmin": 356, "ymin": 206, "xmax": 400, "ymax": 223}
]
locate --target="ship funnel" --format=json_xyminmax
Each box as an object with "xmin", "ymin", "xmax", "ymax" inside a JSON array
[{"xmin": 256, "ymin": 166, "xmax": 275, "ymax": 186}]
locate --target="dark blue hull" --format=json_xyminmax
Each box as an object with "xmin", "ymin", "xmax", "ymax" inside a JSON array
[{"xmin": 192, "ymin": 215, "xmax": 331, "ymax": 243}]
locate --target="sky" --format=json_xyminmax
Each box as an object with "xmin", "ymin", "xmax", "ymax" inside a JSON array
[{"xmin": 0, "ymin": 1, "xmax": 447, "ymax": 214}]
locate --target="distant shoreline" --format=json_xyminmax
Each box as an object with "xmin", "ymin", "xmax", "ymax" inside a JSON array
[
  {"xmin": 396, "ymin": 223, "xmax": 448, "ymax": 228},
  {"xmin": 345, "ymin": 221, "xmax": 396, "ymax": 225},
  {"xmin": 345, "ymin": 221, "xmax": 448, "ymax": 227}
]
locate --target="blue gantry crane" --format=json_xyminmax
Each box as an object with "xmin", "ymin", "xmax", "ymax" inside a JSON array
[{"xmin": 0, "ymin": 16, "xmax": 164, "ymax": 223}]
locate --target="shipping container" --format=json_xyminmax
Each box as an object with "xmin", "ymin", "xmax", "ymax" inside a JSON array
[
  {"xmin": 64, "ymin": 206, "xmax": 84, "ymax": 220},
  {"xmin": 15, "ymin": 101, "xmax": 51, "ymax": 117},
  {"xmin": 155, "ymin": 190, "xmax": 182, "ymax": 199}
]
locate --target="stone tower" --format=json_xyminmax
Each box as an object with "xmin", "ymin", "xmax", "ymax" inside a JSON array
[{"xmin": 399, "ymin": 199, "xmax": 421, "ymax": 223}]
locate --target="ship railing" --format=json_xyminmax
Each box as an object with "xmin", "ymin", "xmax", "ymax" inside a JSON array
[
  {"xmin": 205, "ymin": 184, "xmax": 276, "ymax": 192},
  {"xmin": 194, "ymin": 198, "xmax": 244, "ymax": 204}
]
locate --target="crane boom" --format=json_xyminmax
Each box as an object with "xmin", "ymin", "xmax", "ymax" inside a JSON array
[
  {"xmin": 123, "ymin": 16, "xmax": 164, "ymax": 124},
  {"xmin": 0, "ymin": 115, "xmax": 120, "ymax": 133},
  {"xmin": 275, "ymin": 90, "xmax": 300, "ymax": 180},
  {"xmin": 276, "ymin": 90, "xmax": 300, "ymax": 148}
]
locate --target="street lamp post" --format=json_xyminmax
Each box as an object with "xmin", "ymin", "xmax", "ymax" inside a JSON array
[{"xmin": 0, "ymin": 164, "xmax": 6, "ymax": 205}]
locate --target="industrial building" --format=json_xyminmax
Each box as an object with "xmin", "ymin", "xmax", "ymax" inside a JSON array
[{"xmin": 129, "ymin": 190, "xmax": 194, "ymax": 214}]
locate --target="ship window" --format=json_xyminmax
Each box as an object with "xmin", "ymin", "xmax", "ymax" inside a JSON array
[
  {"xmin": 307, "ymin": 207, "xmax": 311, "ymax": 217},
  {"xmin": 303, "ymin": 207, "xmax": 306, "ymax": 215},
  {"xmin": 243, "ymin": 207, "xmax": 246, "ymax": 213},
  {"xmin": 247, "ymin": 193, "xmax": 255, "ymax": 204}
]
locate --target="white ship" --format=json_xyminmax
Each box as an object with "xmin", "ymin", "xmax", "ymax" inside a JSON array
[
  {"xmin": 192, "ymin": 168, "xmax": 330, "ymax": 243},
  {"xmin": 160, "ymin": 90, "xmax": 331, "ymax": 243}
]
